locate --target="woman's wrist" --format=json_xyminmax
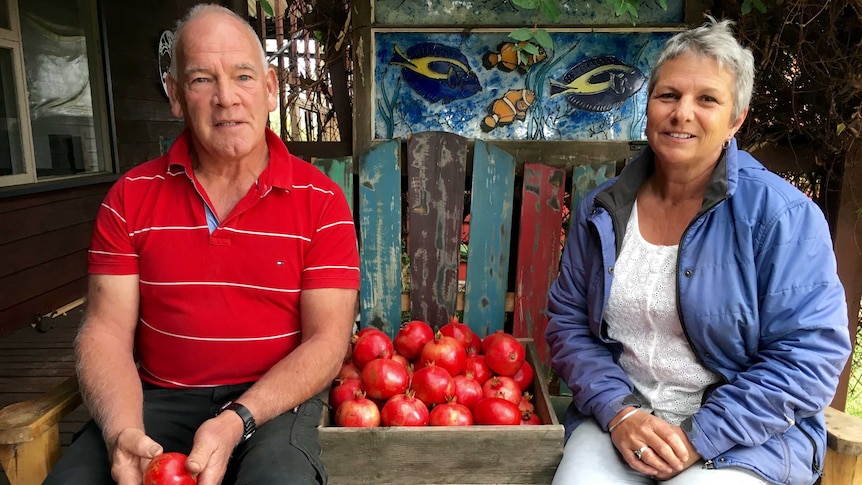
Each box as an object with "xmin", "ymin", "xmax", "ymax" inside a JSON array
[{"xmin": 608, "ymin": 407, "xmax": 640, "ymax": 433}]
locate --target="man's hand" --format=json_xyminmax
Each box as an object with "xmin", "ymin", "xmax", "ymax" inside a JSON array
[
  {"xmin": 186, "ymin": 413, "xmax": 244, "ymax": 485},
  {"xmin": 609, "ymin": 410, "xmax": 697, "ymax": 477},
  {"xmin": 109, "ymin": 428, "xmax": 163, "ymax": 485}
]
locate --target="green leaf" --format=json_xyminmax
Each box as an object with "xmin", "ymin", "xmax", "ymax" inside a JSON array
[
  {"xmin": 753, "ymin": 0, "xmax": 767, "ymax": 13},
  {"xmin": 533, "ymin": 29, "xmax": 554, "ymax": 50},
  {"xmin": 521, "ymin": 43, "xmax": 541, "ymax": 55},
  {"xmin": 512, "ymin": 0, "xmax": 539, "ymax": 9},
  {"xmin": 260, "ymin": 0, "xmax": 274, "ymax": 17},
  {"xmin": 509, "ymin": 27, "xmax": 534, "ymax": 42},
  {"xmin": 537, "ymin": 0, "xmax": 561, "ymax": 23},
  {"xmin": 741, "ymin": 1, "xmax": 752, "ymax": 15},
  {"xmin": 658, "ymin": 0, "xmax": 668, "ymax": 10},
  {"xmin": 838, "ymin": 123, "xmax": 846, "ymax": 135}
]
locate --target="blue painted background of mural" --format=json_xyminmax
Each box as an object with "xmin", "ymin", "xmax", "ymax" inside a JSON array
[
  {"xmin": 374, "ymin": 0, "xmax": 684, "ymax": 26},
  {"xmin": 374, "ymin": 31, "xmax": 676, "ymax": 141}
]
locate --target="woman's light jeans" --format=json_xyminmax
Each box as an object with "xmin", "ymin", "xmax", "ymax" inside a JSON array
[{"xmin": 551, "ymin": 419, "xmax": 768, "ymax": 485}]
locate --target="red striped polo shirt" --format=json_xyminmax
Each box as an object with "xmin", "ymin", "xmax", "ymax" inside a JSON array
[{"xmin": 88, "ymin": 129, "xmax": 360, "ymax": 388}]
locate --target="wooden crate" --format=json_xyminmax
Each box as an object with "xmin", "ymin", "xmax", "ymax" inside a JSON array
[{"xmin": 318, "ymin": 340, "xmax": 564, "ymax": 485}]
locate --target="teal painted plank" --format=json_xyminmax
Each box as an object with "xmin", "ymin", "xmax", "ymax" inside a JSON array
[
  {"xmin": 312, "ymin": 157, "xmax": 354, "ymax": 212},
  {"xmin": 358, "ymin": 140, "xmax": 402, "ymax": 338},
  {"xmin": 571, "ymin": 162, "xmax": 615, "ymax": 213},
  {"xmin": 463, "ymin": 141, "xmax": 515, "ymax": 338}
]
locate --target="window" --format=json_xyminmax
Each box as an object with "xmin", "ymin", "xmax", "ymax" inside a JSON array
[{"xmin": 0, "ymin": 0, "xmax": 111, "ymax": 188}]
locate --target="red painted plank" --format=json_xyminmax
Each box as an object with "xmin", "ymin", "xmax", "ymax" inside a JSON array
[{"xmin": 513, "ymin": 164, "xmax": 566, "ymax": 366}]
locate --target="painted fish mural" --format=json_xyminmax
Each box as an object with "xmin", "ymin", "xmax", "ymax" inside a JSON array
[
  {"xmin": 549, "ymin": 56, "xmax": 645, "ymax": 112},
  {"xmin": 389, "ymin": 43, "xmax": 482, "ymax": 104},
  {"xmin": 482, "ymin": 41, "xmax": 547, "ymax": 73},
  {"xmin": 481, "ymin": 89, "xmax": 535, "ymax": 132}
]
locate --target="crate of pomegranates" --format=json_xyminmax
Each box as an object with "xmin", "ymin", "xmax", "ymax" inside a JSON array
[{"xmin": 317, "ymin": 319, "xmax": 564, "ymax": 485}]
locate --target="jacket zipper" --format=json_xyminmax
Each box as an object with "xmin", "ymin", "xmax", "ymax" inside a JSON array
[{"xmin": 797, "ymin": 424, "xmax": 822, "ymax": 474}]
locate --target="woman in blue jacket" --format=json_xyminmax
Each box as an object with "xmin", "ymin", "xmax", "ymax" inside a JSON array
[{"xmin": 545, "ymin": 17, "xmax": 851, "ymax": 485}]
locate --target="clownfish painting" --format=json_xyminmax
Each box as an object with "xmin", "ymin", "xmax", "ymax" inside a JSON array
[
  {"xmin": 389, "ymin": 43, "xmax": 482, "ymax": 104},
  {"xmin": 549, "ymin": 55, "xmax": 645, "ymax": 112},
  {"xmin": 482, "ymin": 41, "xmax": 547, "ymax": 73},
  {"xmin": 481, "ymin": 89, "xmax": 536, "ymax": 132}
]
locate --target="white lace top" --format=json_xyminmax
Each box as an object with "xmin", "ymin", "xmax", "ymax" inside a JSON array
[{"xmin": 605, "ymin": 201, "xmax": 721, "ymax": 425}]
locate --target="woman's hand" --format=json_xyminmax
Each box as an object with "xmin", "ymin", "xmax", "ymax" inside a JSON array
[
  {"xmin": 609, "ymin": 409, "xmax": 697, "ymax": 477},
  {"xmin": 108, "ymin": 428, "xmax": 163, "ymax": 485}
]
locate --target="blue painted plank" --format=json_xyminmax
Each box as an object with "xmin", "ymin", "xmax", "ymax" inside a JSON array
[
  {"xmin": 358, "ymin": 140, "xmax": 402, "ymax": 338},
  {"xmin": 463, "ymin": 140, "xmax": 515, "ymax": 338}
]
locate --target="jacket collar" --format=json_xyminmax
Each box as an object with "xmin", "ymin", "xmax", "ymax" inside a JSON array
[{"xmin": 595, "ymin": 137, "xmax": 739, "ymax": 252}]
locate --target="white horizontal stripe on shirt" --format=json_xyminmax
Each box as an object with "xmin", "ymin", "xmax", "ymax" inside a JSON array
[
  {"xmin": 129, "ymin": 225, "xmax": 209, "ymax": 236},
  {"xmin": 220, "ymin": 227, "xmax": 312, "ymax": 241},
  {"xmin": 88, "ymin": 249, "xmax": 139, "ymax": 258},
  {"xmin": 304, "ymin": 265, "xmax": 360, "ymax": 272},
  {"xmin": 140, "ymin": 280, "xmax": 301, "ymax": 293},
  {"xmin": 101, "ymin": 203, "xmax": 127, "ymax": 224},
  {"xmin": 125, "ymin": 174, "xmax": 165, "ymax": 182},
  {"xmin": 291, "ymin": 183, "xmax": 335, "ymax": 195},
  {"xmin": 138, "ymin": 364, "xmax": 218, "ymax": 388},
  {"xmin": 316, "ymin": 220, "xmax": 355, "ymax": 232},
  {"xmin": 141, "ymin": 318, "xmax": 301, "ymax": 341}
]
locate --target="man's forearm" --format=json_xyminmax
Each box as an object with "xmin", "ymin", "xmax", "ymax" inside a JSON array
[
  {"xmin": 75, "ymin": 320, "xmax": 145, "ymax": 446},
  {"xmin": 237, "ymin": 331, "xmax": 349, "ymax": 425}
]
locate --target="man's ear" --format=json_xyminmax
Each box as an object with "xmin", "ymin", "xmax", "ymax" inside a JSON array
[
  {"xmin": 265, "ymin": 66, "xmax": 278, "ymax": 113},
  {"xmin": 167, "ymin": 74, "xmax": 184, "ymax": 118}
]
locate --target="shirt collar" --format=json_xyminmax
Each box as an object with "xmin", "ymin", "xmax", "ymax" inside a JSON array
[{"xmin": 165, "ymin": 127, "xmax": 295, "ymax": 191}]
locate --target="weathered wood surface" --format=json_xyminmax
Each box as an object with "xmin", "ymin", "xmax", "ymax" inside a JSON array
[
  {"xmin": 311, "ymin": 156, "xmax": 354, "ymax": 212},
  {"xmin": 823, "ymin": 406, "xmax": 862, "ymax": 485},
  {"xmin": 462, "ymin": 141, "xmax": 515, "ymax": 337},
  {"xmin": 512, "ymin": 164, "xmax": 566, "ymax": 366},
  {"xmin": 319, "ymin": 341, "xmax": 564, "ymax": 485},
  {"xmin": 570, "ymin": 162, "xmax": 616, "ymax": 213},
  {"xmin": 0, "ymin": 308, "xmax": 88, "ymax": 485},
  {"xmin": 358, "ymin": 139, "xmax": 403, "ymax": 337},
  {"xmin": 406, "ymin": 132, "xmax": 468, "ymax": 330}
]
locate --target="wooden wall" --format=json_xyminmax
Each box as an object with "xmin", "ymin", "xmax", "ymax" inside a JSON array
[{"xmin": 0, "ymin": 183, "xmax": 109, "ymax": 337}]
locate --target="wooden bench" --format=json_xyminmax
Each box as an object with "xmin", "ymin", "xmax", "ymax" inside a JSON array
[{"xmin": 1, "ymin": 131, "xmax": 860, "ymax": 484}]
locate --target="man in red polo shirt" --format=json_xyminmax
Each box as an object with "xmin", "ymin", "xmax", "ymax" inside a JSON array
[{"xmin": 44, "ymin": 4, "xmax": 359, "ymax": 485}]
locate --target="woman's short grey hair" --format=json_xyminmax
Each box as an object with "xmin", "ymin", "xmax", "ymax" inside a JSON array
[
  {"xmin": 168, "ymin": 4, "xmax": 268, "ymax": 80},
  {"xmin": 647, "ymin": 16, "xmax": 755, "ymax": 122}
]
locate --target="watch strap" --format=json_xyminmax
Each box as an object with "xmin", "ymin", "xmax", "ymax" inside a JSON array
[{"xmin": 218, "ymin": 401, "xmax": 256, "ymax": 443}]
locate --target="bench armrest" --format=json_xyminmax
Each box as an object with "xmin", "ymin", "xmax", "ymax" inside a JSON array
[
  {"xmin": 0, "ymin": 376, "xmax": 81, "ymax": 485},
  {"xmin": 823, "ymin": 405, "xmax": 862, "ymax": 485}
]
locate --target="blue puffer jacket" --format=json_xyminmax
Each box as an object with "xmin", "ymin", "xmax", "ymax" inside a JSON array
[{"xmin": 545, "ymin": 138, "xmax": 851, "ymax": 485}]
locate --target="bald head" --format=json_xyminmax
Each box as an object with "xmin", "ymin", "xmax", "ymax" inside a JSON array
[{"xmin": 168, "ymin": 4, "xmax": 267, "ymax": 81}]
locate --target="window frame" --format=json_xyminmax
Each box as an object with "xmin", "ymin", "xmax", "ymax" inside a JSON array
[{"xmin": 0, "ymin": 0, "xmax": 113, "ymax": 189}]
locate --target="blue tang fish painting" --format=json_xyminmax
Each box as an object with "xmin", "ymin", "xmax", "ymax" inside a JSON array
[
  {"xmin": 549, "ymin": 55, "xmax": 646, "ymax": 112},
  {"xmin": 389, "ymin": 42, "xmax": 482, "ymax": 104}
]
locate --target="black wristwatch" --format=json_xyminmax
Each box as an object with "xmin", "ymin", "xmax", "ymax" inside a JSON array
[{"xmin": 217, "ymin": 401, "xmax": 257, "ymax": 444}]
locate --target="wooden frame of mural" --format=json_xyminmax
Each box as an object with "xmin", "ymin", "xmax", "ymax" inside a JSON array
[{"xmin": 352, "ymin": 0, "xmax": 709, "ymax": 166}]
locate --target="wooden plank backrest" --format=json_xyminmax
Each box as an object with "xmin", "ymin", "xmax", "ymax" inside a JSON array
[
  {"xmin": 462, "ymin": 140, "xmax": 516, "ymax": 337},
  {"xmin": 316, "ymin": 132, "xmax": 606, "ymax": 364},
  {"xmin": 405, "ymin": 132, "xmax": 469, "ymax": 329},
  {"xmin": 512, "ymin": 164, "xmax": 566, "ymax": 364}
]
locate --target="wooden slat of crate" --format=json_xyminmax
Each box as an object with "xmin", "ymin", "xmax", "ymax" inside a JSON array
[
  {"xmin": 358, "ymin": 139, "xmax": 403, "ymax": 337},
  {"xmin": 406, "ymin": 132, "xmax": 468, "ymax": 329},
  {"xmin": 319, "ymin": 340, "xmax": 563, "ymax": 484},
  {"xmin": 462, "ymin": 141, "xmax": 515, "ymax": 337},
  {"xmin": 512, "ymin": 165, "xmax": 566, "ymax": 366}
]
